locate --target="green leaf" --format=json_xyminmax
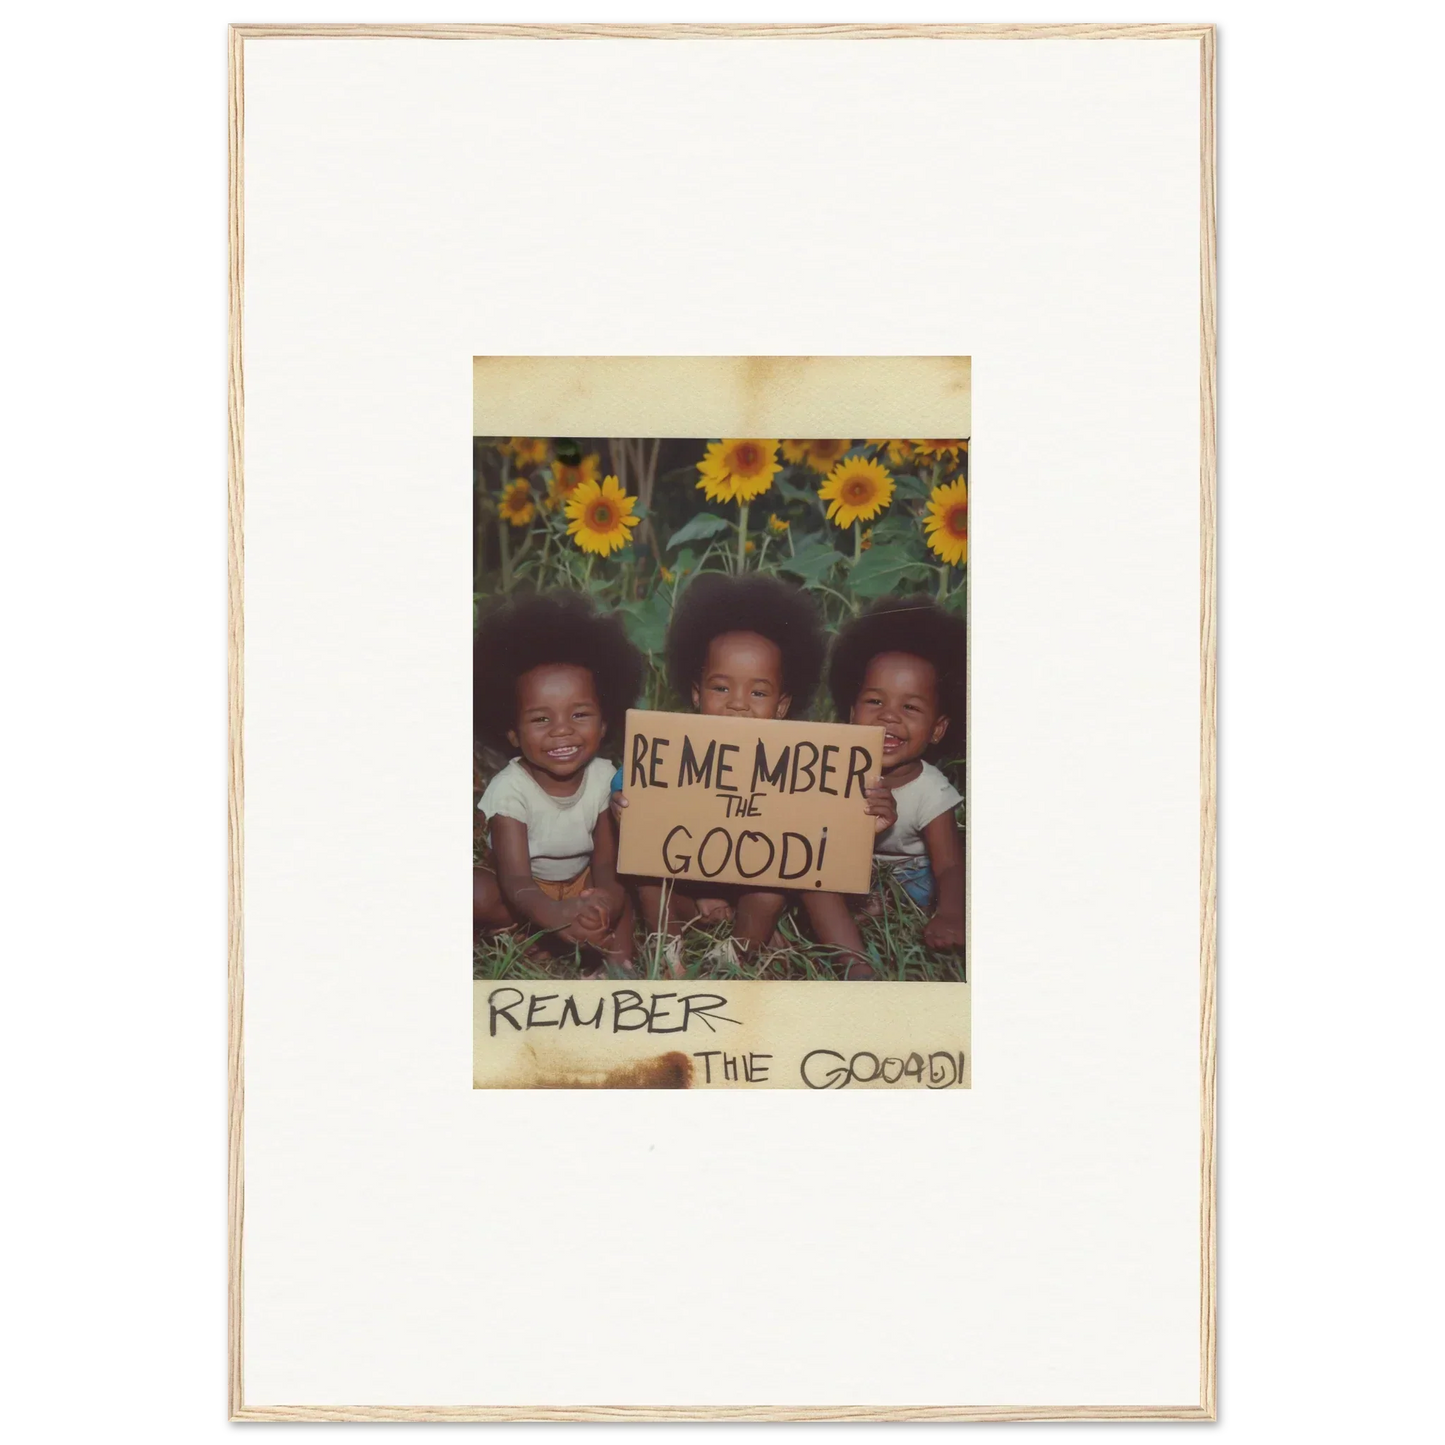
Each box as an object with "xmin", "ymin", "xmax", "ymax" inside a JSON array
[
  {"xmin": 666, "ymin": 511, "xmax": 731, "ymax": 550},
  {"xmin": 774, "ymin": 473, "xmax": 822, "ymax": 507},
  {"xmin": 868, "ymin": 514, "xmax": 926, "ymax": 550},
  {"xmin": 619, "ymin": 590, "xmax": 671, "ymax": 654},
  {"xmin": 848, "ymin": 542, "xmax": 934, "ymax": 598},
  {"xmin": 890, "ymin": 472, "xmax": 932, "ymax": 501},
  {"xmin": 778, "ymin": 538, "xmax": 844, "ymax": 587}
]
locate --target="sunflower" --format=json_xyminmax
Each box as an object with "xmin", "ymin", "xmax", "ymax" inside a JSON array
[
  {"xmin": 696, "ymin": 439, "xmax": 780, "ymax": 504},
  {"xmin": 506, "ymin": 437, "xmax": 549, "ymax": 468},
  {"xmin": 859, "ymin": 527, "xmax": 873, "ymax": 551},
  {"xmin": 923, "ymin": 477, "xmax": 968, "ymax": 567},
  {"xmin": 547, "ymin": 451, "xmax": 601, "ymax": 509},
  {"xmin": 818, "ymin": 455, "xmax": 894, "ymax": 529},
  {"xmin": 564, "ymin": 475, "xmax": 639, "ymax": 556},
  {"xmin": 781, "ymin": 439, "xmax": 850, "ymax": 474},
  {"xmin": 803, "ymin": 439, "xmax": 850, "ymax": 474},
  {"xmin": 912, "ymin": 439, "xmax": 967, "ymax": 462},
  {"xmin": 498, "ymin": 479, "xmax": 536, "ymax": 528},
  {"xmin": 867, "ymin": 439, "xmax": 915, "ymax": 466},
  {"xmin": 766, "ymin": 513, "xmax": 790, "ymax": 534}
]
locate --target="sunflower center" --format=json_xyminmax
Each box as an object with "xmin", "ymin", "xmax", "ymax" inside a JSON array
[
  {"xmin": 843, "ymin": 479, "xmax": 870, "ymax": 502},
  {"xmin": 592, "ymin": 504, "xmax": 611, "ymax": 525},
  {"xmin": 735, "ymin": 444, "xmax": 759, "ymax": 469},
  {"xmin": 947, "ymin": 505, "xmax": 967, "ymax": 536}
]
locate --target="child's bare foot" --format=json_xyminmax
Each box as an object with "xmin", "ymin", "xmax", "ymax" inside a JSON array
[
  {"xmin": 857, "ymin": 890, "xmax": 884, "ymax": 918},
  {"xmin": 843, "ymin": 958, "xmax": 877, "ymax": 980}
]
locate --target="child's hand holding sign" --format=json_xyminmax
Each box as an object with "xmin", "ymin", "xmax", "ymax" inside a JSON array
[{"xmin": 863, "ymin": 778, "xmax": 898, "ymax": 835}]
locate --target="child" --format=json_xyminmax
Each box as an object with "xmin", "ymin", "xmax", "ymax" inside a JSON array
[
  {"xmin": 617, "ymin": 573, "xmax": 828, "ymax": 965},
  {"xmin": 473, "ymin": 590, "xmax": 644, "ymax": 976},
  {"xmin": 805, "ymin": 596, "xmax": 967, "ymax": 971}
]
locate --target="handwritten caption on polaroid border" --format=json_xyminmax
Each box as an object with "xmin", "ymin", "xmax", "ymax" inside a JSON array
[
  {"xmin": 474, "ymin": 982, "xmax": 970, "ymax": 1090},
  {"xmin": 615, "ymin": 710, "xmax": 885, "ymax": 895}
]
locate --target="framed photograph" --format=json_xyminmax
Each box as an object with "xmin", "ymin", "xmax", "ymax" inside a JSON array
[
  {"xmin": 468, "ymin": 359, "xmax": 973, "ymax": 1094},
  {"xmin": 230, "ymin": 22, "xmax": 1216, "ymax": 1421}
]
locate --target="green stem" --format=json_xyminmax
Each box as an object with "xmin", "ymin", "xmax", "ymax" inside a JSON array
[
  {"xmin": 497, "ymin": 455, "xmax": 514, "ymax": 590},
  {"xmin": 813, "ymin": 582, "xmax": 859, "ymax": 615},
  {"xmin": 474, "ymin": 497, "xmax": 488, "ymax": 593},
  {"xmin": 786, "ymin": 526, "xmax": 796, "ymax": 556},
  {"xmin": 937, "ymin": 565, "xmax": 950, "ymax": 602},
  {"xmin": 853, "ymin": 520, "xmax": 862, "ymax": 561},
  {"xmin": 736, "ymin": 500, "xmax": 750, "ymax": 571},
  {"xmin": 511, "ymin": 528, "xmax": 535, "ymax": 579}
]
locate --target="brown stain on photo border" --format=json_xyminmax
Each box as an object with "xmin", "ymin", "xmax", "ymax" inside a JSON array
[{"xmin": 493, "ymin": 1050, "xmax": 694, "ymax": 1090}]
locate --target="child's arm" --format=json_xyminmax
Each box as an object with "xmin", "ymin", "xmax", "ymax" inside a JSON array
[
  {"xmin": 920, "ymin": 811, "xmax": 966, "ymax": 950},
  {"xmin": 582, "ymin": 811, "xmax": 628, "ymax": 930},
  {"xmin": 489, "ymin": 815, "xmax": 598, "ymax": 939}
]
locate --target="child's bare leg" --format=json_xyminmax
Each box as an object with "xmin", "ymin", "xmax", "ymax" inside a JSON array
[
  {"xmin": 634, "ymin": 881, "xmax": 697, "ymax": 977},
  {"xmin": 638, "ymin": 881, "xmax": 701, "ymax": 936},
  {"xmin": 474, "ymin": 866, "xmax": 519, "ymax": 931},
  {"xmin": 601, "ymin": 892, "xmax": 638, "ymax": 975},
  {"xmin": 802, "ymin": 891, "xmax": 876, "ymax": 979},
  {"xmin": 732, "ymin": 889, "xmax": 788, "ymax": 955},
  {"xmin": 693, "ymin": 896, "xmax": 734, "ymax": 923}
]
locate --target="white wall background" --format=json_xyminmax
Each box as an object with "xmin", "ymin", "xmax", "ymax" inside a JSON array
[{"xmin": 240, "ymin": 30, "xmax": 1200, "ymax": 1410}]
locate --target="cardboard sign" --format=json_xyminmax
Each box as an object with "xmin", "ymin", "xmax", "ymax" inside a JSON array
[{"xmin": 616, "ymin": 709, "xmax": 885, "ymax": 894}]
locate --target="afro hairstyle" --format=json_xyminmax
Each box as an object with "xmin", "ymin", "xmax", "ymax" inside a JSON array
[
  {"xmin": 664, "ymin": 571, "xmax": 825, "ymax": 714},
  {"xmin": 828, "ymin": 595, "xmax": 967, "ymax": 759},
  {"xmin": 473, "ymin": 589, "xmax": 644, "ymax": 756}
]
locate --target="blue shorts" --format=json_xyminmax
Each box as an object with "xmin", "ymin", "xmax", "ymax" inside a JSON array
[{"xmin": 879, "ymin": 856, "xmax": 936, "ymax": 911}]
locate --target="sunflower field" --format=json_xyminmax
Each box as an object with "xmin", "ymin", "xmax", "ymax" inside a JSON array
[{"xmin": 473, "ymin": 437, "xmax": 969, "ymax": 984}]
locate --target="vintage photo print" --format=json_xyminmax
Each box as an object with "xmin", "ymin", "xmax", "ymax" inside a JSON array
[{"xmin": 472, "ymin": 360, "xmax": 971, "ymax": 1089}]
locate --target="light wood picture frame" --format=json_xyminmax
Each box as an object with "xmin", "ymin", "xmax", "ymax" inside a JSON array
[{"xmin": 228, "ymin": 22, "xmax": 1216, "ymax": 1422}]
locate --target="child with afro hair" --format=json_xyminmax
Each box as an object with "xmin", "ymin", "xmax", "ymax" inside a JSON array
[
  {"xmin": 803, "ymin": 595, "xmax": 967, "ymax": 969},
  {"xmin": 474, "ymin": 590, "xmax": 644, "ymax": 975},
  {"xmin": 615, "ymin": 572, "xmax": 845, "ymax": 967}
]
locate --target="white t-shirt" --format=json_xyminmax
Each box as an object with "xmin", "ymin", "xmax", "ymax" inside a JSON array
[
  {"xmin": 477, "ymin": 756, "xmax": 615, "ymax": 881},
  {"xmin": 874, "ymin": 761, "xmax": 963, "ymax": 862}
]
